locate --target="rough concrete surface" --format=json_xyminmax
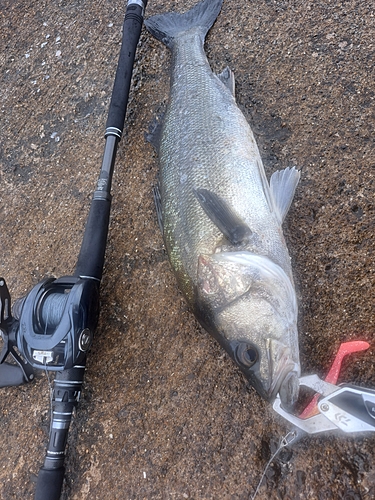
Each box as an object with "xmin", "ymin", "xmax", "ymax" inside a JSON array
[{"xmin": 1, "ymin": 0, "xmax": 374, "ymax": 499}]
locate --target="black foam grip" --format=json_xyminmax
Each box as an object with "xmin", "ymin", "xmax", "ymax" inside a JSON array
[
  {"xmin": 74, "ymin": 197, "xmax": 111, "ymax": 280},
  {"xmin": 105, "ymin": 2, "xmax": 145, "ymax": 133},
  {"xmin": 34, "ymin": 466, "xmax": 65, "ymax": 500}
]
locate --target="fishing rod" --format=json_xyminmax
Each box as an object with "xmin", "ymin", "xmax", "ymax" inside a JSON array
[{"xmin": 0, "ymin": 1, "xmax": 148, "ymax": 498}]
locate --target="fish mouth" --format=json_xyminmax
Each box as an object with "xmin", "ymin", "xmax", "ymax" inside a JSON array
[
  {"xmin": 267, "ymin": 339, "xmax": 300, "ymax": 410},
  {"xmin": 230, "ymin": 338, "xmax": 299, "ymax": 409},
  {"xmin": 273, "ymin": 370, "xmax": 300, "ymax": 411}
]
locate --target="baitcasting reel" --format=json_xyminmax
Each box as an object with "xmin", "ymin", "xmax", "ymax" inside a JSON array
[{"xmin": 0, "ymin": 275, "xmax": 100, "ymax": 385}]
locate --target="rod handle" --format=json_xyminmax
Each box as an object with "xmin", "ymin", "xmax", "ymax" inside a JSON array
[
  {"xmin": 34, "ymin": 467, "xmax": 65, "ymax": 500},
  {"xmin": 74, "ymin": 196, "xmax": 111, "ymax": 280},
  {"xmin": 105, "ymin": 0, "xmax": 147, "ymax": 135}
]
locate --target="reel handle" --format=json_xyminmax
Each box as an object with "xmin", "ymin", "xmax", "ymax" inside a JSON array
[{"xmin": 0, "ymin": 362, "xmax": 27, "ymax": 387}]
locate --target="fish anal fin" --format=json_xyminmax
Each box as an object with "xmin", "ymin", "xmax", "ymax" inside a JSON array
[
  {"xmin": 217, "ymin": 67, "xmax": 235, "ymax": 96},
  {"xmin": 270, "ymin": 167, "xmax": 300, "ymax": 224},
  {"xmin": 194, "ymin": 188, "xmax": 251, "ymax": 245},
  {"xmin": 145, "ymin": 109, "xmax": 165, "ymax": 151}
]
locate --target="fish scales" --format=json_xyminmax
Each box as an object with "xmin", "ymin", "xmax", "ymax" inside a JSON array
[
  {"xmin": 162, "ymin": 31, "xmax": 288, "ymax": 294},
  {"xmin": 146, "ymin": 0, "xmax": 301, "ymax": 408}
]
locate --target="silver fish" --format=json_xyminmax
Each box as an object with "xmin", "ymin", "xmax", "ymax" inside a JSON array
[{"xmin": 146, "ymin": 0, "xmax": 301, "ymax": 408}]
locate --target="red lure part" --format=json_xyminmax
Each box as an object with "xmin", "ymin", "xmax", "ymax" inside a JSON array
[{"xmin": 299, "ymin": 340, "xmax": 370, "ymax": 419}]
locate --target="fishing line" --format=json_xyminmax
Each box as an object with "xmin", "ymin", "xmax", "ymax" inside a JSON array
[
  {"xmin": 250, "ymin": 430, "xmax": 297, "ymax": 500},
  {"xmin": 42, "ymin": 306, "xmax": 54, "ymax": 433},
  {"xmin": 41, "ymin": 293, "xmax": 68, "ymax": 329}
]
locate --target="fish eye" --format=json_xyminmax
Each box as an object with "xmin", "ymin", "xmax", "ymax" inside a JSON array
[{"xmin": 235, "ymin": 342, "xmax": 258, "ymax": 368}]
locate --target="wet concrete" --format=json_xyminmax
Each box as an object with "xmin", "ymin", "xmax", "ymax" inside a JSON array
[{"xmin": 1, "ymin": 0, "xmax": 375, "ymax": 499}]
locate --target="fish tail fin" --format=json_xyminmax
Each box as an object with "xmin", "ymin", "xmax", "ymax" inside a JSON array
[{"xmin": 145, "ymin": 0, "xmax": 223, "ymax": 49}]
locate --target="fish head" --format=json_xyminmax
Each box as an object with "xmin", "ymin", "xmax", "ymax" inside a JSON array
[{"xmin": 196, "ymin": 251, "xmax": 300, "ymax": 409}]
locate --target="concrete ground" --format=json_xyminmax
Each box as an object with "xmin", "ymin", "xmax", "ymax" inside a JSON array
[{"xmin": 1, "ymin": 0, "xmax": 374, "ymax": 498}]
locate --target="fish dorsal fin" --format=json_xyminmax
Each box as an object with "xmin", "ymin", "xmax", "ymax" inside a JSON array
[
  {"xmin": 193, "ymin": 188, "xmax": 251, "ymax": 245},
  {"xmin": 269, "ymin": 167, "xmax": 300, "ymax": 224},
  {"xmin": 217, "ymin": 67, "xmax": 235, "ymax": 96}
]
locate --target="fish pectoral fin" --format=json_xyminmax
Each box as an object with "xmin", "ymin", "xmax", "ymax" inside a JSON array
[
  {"xmin": 269, "ymin": 167, "xmax": 301, "ymax": 224},
  {"xmin": 217, "ymin": 67, "xmax": 235, "ymax": 96},
  {"xmin": 193, "ymin": 188, "xmax": 251, "ymax": 245},
  {"xmin": 153, "ymin": 183, "xmax": 164, "ymax": 234}
]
